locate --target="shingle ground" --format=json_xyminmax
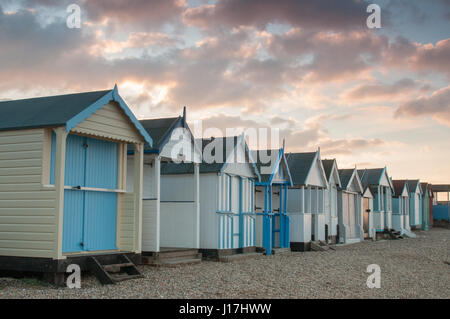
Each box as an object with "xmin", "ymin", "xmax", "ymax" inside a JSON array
[{"xmin": 0, "ymin": 228, "xmax": 449, "ymax": 299}]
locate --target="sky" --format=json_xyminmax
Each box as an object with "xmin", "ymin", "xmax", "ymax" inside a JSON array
[{"xmin": 0, "ymin": 0, "xmax": 449, "ymax": 183}]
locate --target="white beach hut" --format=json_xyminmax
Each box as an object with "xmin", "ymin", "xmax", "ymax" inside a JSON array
[
  {"xmin": 321, "ymin": 159, "xmax": 341, "ymax": 244},
  {"xmin": 392, "ymin": 180, "xmax": 410, "ymax": 233},
  {"xmin": 160, "ymin": 135, "xmax": 261, "ymax": 260},
  {"xmin": 127, "ymin": 108, "xmax": 203, "ymax": 264},
  {"xmin": 337, "ymin": 168, "xmax": 364, "ymax": 244},
  {"xmin": 286, "ymin": 150, "xmax": 328, "ymax": 251},
  {"xmin": 358, "ymin": 168, "xmax": 394, "ymax": 235}
]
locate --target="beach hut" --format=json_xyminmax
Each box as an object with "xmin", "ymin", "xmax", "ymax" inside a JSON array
[
  {"xmin": 0, "ymin": 86, "xmax": 152, "ymax": 284},
  {"xmin": 160, "ymin": 135, "xmax": 261, "ymax": 260},
  {"xmin": 406, "ymin": 180, "xmax": 423, "ymax": 229},
  {"xmin": 252, "ymin": 146, "xmax": 293, "ymax": 255},
  {"xmin": 428, "ymin": 185, "xmax": 434, "ymax": 228},
  {"xmin": 126, "ymin": 108, "xmax": 203, "ymax": 264},
  {"xmin": 420, "ymin": 183, "xmax": 432, "ymax": 230},
  {"xmin": 337, "ymin": 168, "xmax": 364, "ymax": 244},
  {"xmin": 358, "ymin": 168, "xmax": 394, "ymax": 234},
  {"xmin": 392, "ymin": 180, "xmax": 410, "ymax": 233},
  {"xmin": 322, "ymin": 159, "xmax": 341, "ymax": 244},
  {"xmin": 432, "ymin": 184, "xmax": 450, "ymax": 222},
  {"xmin": 286, "ymin": 150, "xmax": 328, "ymax": 251},
  {"xmin": 361, "ymin": 186, "xmax": 375, "ymax": 239}
]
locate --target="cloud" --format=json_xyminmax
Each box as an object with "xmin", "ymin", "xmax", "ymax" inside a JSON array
[
  {"xmin": 183, "ymin": 0, "xmax": 373, "ymax": 31},
  {"xmin": 82, "ymin": 0, "xmax": 186, "ymax": 30},
  {"xmin": 343, "ymin": 78, "xmax": 418, "ymax": 102},
  {"xmin": 395, "ymin": 86, "xmax": 450, "ymax": 126},
  {"xmin": 409, "ymin": 39, "xmax": 450, "ymax": 77},
  {"xmin": 267, "ymin": 29, "xmax": 389, "ymax": 82},
  {"xmin": 319, "ymin": 137, "xmax": 385, "ymax": 156},
  {"xmin": 384, "ymin": 37, "xmax": 450, "ymax": 78}
]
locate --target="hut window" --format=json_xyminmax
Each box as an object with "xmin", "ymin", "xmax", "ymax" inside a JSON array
[
  {"xmin": 49, "ymin": 131, "xmax": 56, "ymax": 184},
  {"xmin": 42, "ymin": 128, "xmax": 56, "ymax": 185}
]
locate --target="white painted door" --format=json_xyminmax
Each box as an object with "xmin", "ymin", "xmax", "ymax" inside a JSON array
[{"xmin": 347, "ymin": 194, "xmax": 356, "ymax": 239}]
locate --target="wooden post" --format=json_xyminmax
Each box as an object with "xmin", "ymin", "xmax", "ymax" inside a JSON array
[
  {"xmin": 154, "ymin": 156, "xmax": 161, "ymax": 252},
  {"xmin": 133, "ymin": 143, "xmax": 144, "ymax": 253},
  {"xmin": 193, "ymin": 163, "xmax": 200, "ymax": 248},
  {"xmin": 316, "ymin": 186, "xmax": 319, "ymax": 214},
  {"xmin": 53, "ymin": 127, "xmax": 67, "ymax": 260},
  {"xmin": 301, "ymin": 186, "xmax": 305, "ymax": 214}
]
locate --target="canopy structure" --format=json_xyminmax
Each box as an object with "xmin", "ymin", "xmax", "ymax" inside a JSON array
[{"xmin": 432, "ymin": 184, "xmax": 450, "ymax": 222}]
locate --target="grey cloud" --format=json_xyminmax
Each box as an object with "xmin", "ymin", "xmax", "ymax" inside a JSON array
[{"xmin": 395, "ymin": 86, "xmax": 450, "ymax": 125}]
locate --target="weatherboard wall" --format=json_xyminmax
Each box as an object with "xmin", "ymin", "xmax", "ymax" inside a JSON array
[
  {"xmin": 71, "ymin": 102, "xmax": 144, "ymax": 144},
  {"xmin": 0, "ymin": 128, "xmax": 57, "ymax": 258}
]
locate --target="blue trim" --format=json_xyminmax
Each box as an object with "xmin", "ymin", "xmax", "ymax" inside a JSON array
[
  {"xmin": 239, "ymin": 177, "xmax": 243, "ymax": 249},
  {"xmin": 268, "ymin": 149, "xmax": 282, "ymax": 185},
  {"xmin": 218, "ymin": 216, "xmax": 221, "ymax": 249},
  {"xmin": 49, "ymin": 131, "xmax": 56, "ymax": 184},
  {"xmin": 229, "ymin": 215, "xmax": 232, "ymax": 249},
  {"xmin": 228, "ymin": 174, "xmax": 232, "ymax": 211},
  {"xmin": 65, "ymin": 87, "xmax": 153, "ymax": 147}
]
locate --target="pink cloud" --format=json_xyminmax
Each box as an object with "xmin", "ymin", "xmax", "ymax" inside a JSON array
[{"xmin": 396, "ymin": 86, "xmax": 450, "ymax": 126}]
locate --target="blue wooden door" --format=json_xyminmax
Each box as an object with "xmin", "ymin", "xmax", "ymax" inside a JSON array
[
  {"xmin": 62, "ymin": 134, "xmax": 118, "ymax": 253},
  {"xmin": 63, "ymin": 135, "xmax": 87, "ymax": 253},
  {"xmin": 84, "ymin": 137, "xmax": 118, "ymax": 251}
]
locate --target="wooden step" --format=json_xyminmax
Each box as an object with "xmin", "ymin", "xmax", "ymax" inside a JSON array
[
  {"xmin": 87, "ymin": 254, "xmax": 143, "ymax": 285},
  {"xmin": 311, "ymin": 242, "xmax": 330, "ymax": 252},
  {"xmin": 146, "ymin": 249, "xmax": 201, "ymax": 260},
  {"xmin": 148, "ymin": 258, "xmax": 202, "ymax": 268},
  {"xmin": 103, "ymin": 263, "xmax": 135, "ymax": 273},
  {"xmin": 218, "ymin": 252, "xmax": 262, "ymax": 263}
]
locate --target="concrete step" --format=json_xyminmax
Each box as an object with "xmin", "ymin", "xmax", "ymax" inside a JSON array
[
  {"xmin": 218, "ymin": 252, "xmax": 262, "ymax": 263},
  {"xmin": 272, "ymin": 248, "xmax": 290, "ymax": 255},
  {"xmin": 147, "ymin": 257, "xmax": 202, "ymax": 268},
  {"xmin": 311, "ymin": 242, "xmax": 330, "ymax": 252},
  {"xmin": 151, "ymin": 249, "xmax": 200, "ymax": 259}
]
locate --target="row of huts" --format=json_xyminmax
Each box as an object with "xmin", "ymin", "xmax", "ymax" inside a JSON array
[{"xmin": 0, "ymin": 87, "xmax": 443, "ymax": 284}]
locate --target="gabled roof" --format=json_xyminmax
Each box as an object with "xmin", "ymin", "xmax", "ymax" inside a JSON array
[
  {"xmin": 338, "ymin": 168, "xmax": 363, "ymax": 193},
  {"xmin": 140, "ymin": 117, "xmax": 180, "ymax": 152},
  {"xmin": 322, "ymin": 159, "xmax": 342, "ymax": 187},
  {"xmin": 358, "ymin": 167, "xmax": 393, "ymax": 190},
  {"xmin": 421, "ymin": 182, "xmax": 433, "ymax": 197},
  {"xmin": 322, "ymin": 159, "xmax": 334, "ymax": 181},
  {"xmin": 251, "ymin": 148, "xmax": 293, "ymax": 185},
  {"xmin": 406, "ymin": 180, "xmax": 422, "ymax": 194},
  {"xmin": 286, "ymin": 150, "xmax": 328, "ymax": 187},
  {"xmin": 286, "ymin": 152, "xmax": 315, "ymax": 185},
  {"xmin": 161, "ymin": 135, "xmax": 260, "ymax": 179},
  {"xmin": 338, "ymin": 169, "xmax": 354, "ymax": 189},
  {"xmin": 363, "ymin": 186, "xmax": 375, "ymax": 198},
  {"xmin": 0, "ymin": 85, "xmax": 153, "ymax": 146},
  {"xmin": 392, "ymin": 180, "xmax": 409, "ymax": 197}
]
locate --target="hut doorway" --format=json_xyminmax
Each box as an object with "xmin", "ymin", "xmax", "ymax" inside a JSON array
[
  {"xmin": 62, "ymin": 134, "xmax": 119, "ymax": 253},
  {"xmin": 363, "ymin": 197, "xmax": 370, "ymax": 237}
]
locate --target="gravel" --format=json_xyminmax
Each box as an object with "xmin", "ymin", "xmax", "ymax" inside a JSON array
[{"xmin": 1, "ymin": 228, "xmax": 449, "ymax": 299}]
